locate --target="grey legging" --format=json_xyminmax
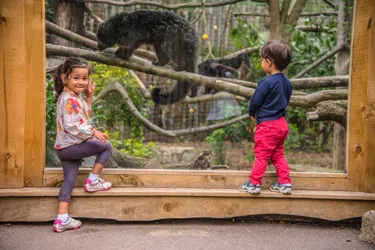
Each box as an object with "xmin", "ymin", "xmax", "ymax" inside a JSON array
[{"xmin": 56, "ymin": 139, "xmax": 112, "ymax": 202}]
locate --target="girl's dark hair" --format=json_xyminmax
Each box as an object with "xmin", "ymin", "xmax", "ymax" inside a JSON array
[
  {"xmin": 53, "ymin": 57, "xmax": 93, "ymax": 101},
  {"xmin": 260, "ymin": 40, "xmax": 292, "ymax": 71}
]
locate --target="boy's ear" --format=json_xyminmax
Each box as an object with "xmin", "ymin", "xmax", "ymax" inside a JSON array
[{"xmin": 266, "ymin": 59, "xmax": 273, "ymax": 67}]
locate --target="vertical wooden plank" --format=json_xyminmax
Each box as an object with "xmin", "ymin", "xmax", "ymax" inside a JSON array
[
  {"xmin": 23, "ymin": 0, "xmax": 46, "ymax": 187},
  {"xmin": 0, "ymin": 0, "xmax": 25, "ymax": 188},
  {"xmin": 346, "ymin": 0, "xmax": 374, "ymax": 191},
  {"xmin": 365, "ymin": 0, "xmax": 375, "ymax": 193}
]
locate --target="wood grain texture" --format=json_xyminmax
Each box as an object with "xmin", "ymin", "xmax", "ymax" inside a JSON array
[
  {"xmin": 0, "ymin": 0, "xmax": 25, "ymax": 188},
  {"xmin": 43, "ymin": 169, "xmax": 348, "ymax": 191},
  {"xmin": 346, "ymin": 0, "xmax": 374, "ymax": 191},
  {"xmin": 364, "ymin": 0, "xmax": 375, "ymax": 193},
  {"xmin": 1, "ymin": 187, "xmax": 375, "ymax": 222},
  {"xmin": 23, "ymin": 0, "xmax": 46, "ymax": 187}
]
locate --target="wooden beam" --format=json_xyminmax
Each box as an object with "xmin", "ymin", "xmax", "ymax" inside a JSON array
[
  {"xmin": 1, "ymin": 188, "xmax": 375, "ymax": 221},
  {"xmin": 43, "ymin": 169, "xmax": 348, "ymax": 191},
  {"xmin": 365, "ymin": 0, "xmax": 375, "ymax": 193},
  {"xmin": 0, "ymin": 0, "xmax": 25, "ymax": 188},
  {"xmin": 346, "ymin": 0, "xmax": 374, "ymax": 191},
  {"xmin": 23, "ymin": 0, "xmax": 46, "ymax": 187}
]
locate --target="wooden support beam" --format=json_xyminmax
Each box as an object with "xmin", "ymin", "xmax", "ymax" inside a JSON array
[
  {"xmin": 1, "ymin": 188, "xmax": 375, "ymax": 222},
  {"xmin": 23, "ymin": 0, "xmax": 46, "ymax": 187},
  {"xmin": 365, "ymin": 0, "xmax": 375, "ymax": 193},
  {"xmin": 346, "ymin": 0, "xmax": 374, "ymax": 192},
  {"xmin": 0, "ymin": 0, "xmax": 25, "ymax": 188}
]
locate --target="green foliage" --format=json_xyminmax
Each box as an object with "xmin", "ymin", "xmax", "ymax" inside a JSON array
[
  {"xmin": 45, "ymin": 0, "xmax": 54, "ymax": 22},
  {"xmin": 90, "ymin": 62, "xmax": 152, "ymax": 138},
  {"xmin": 229, "ymin": 19, "xmax": 265, "ymax": 81},
  {"xmin": 107, "ymin": 131, "xmax": 155, "ymax": 158},
  {"xmin": 205, "ymin": 104, "xmax": 253, "ymax": 164},
  {"xmin": 46, "ymin": 78, "xmax": 57, "ymax": 142},
  {"xmin": 288, "ymin": 24, "xmax": 337, "ymax": 78}
]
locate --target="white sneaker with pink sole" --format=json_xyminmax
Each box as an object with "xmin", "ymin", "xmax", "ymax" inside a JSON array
[{"xmin": 84, "ymin": 177, "xmax": 112, "ymax": 192}]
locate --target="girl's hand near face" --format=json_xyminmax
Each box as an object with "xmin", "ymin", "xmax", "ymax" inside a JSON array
[{"xmin": 86, "ymin": 80, "xmax": 95, "ymax": 98}]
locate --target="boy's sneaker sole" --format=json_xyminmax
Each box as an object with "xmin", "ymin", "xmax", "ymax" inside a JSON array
[{"xmin": 269, "ymin": 186, "xmax": 292, "ymax": 194}]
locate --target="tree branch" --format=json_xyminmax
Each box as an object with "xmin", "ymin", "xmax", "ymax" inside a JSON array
[
  {"xmin": 232, "ymin": 11, "xmax": 338, "ymax": 17},
  {"xmin": 46, "ymin": 44, "xmax": 348, "ymax": 109},
  {"xmin": 219, "ymin": 46, "xmax": 261, "ymax": 60},
  {"xmin": 84, "ymin": 5, "xmax": 103, "ymax": 24},
  {"xmin": 291, "ymin": 75, "xmax": 348, "ymax": 89},
  {"xmin": 307, "ymin": 101, "xmax": 347, "ymax": 128},
  {"xmin": 77, "ymin": 0, "xmax": 247, "ymax": 9},
  {"xmin": 292, "ymin": 45, "xmax": 347, "ymax": 79},
  {"xmin": 93, "ymin": 82, "xmax": 251, "ymax": 137},
  {"xmin": 46, "ymin": 44, "xmax": 255, "ymax": 98},
  {"xmin": 286, "ymin": 0, "xmax": 308, "ymax": 27},
  {"xmin": 45, "ymin": 20, "xmax": 158, "ymax": 62},
  {"xmin": 280, "ymin": 0, "xmax": 291, "ymax": 25},
  {"xmin": 296, "ymin": 25, "xmax": 335, "ymax": 33}
]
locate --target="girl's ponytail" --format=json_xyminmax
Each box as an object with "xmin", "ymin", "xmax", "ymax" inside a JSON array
[{"xmin": 53, "ymin": 64, "xmax": 64, "ymax": 102}]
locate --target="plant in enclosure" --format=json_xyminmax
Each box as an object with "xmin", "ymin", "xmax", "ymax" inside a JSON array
[{"xmin": 90, "ymin": 62, "xmax": 154, "ymax": 157}]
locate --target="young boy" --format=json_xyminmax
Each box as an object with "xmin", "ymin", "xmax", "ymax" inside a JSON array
[{"xmin": 239, "ymin": 40, "xmax": 293, "ymax": 195}]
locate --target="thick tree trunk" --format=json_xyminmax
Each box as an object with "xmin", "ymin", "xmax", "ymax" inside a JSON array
[
  {"xmin": 332, "ymin": 0, "xmax": 351, "ymax": 171},
  {"xmin": 51, "ymin": 0, "xmax": 85, "ymax": 48}
]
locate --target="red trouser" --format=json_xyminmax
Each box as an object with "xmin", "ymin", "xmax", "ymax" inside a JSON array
[{"xmin": 249, "ymin": 116, "xmax": 291, "ymax": 185}]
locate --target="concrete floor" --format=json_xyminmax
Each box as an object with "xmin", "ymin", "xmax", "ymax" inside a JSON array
[{"xmin": 0, "ymin": 219, "xmax": 373, "ymax": 250}]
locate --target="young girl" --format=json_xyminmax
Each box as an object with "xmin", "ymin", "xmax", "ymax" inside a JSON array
[{"xmin": 52, "ymin": 57, "xmax": 112, "ymax": 233}]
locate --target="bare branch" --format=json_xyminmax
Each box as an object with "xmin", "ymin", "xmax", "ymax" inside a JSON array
[
  {"xmin": 45, "ymin": 20, "xmax": 158, "ymax": 62},
  {"xmin": 296, "ymin": 25, "xmax": 335, "ymax": 33},
  {"xmin": 46, "ymin": 44, "xmax": 255, "ymax": 98},
  {"xmin": 292, "ymin": 45, "xmax": 347, "ymax": 79},
  {"xmin": 280, "ymin": 0, "xmax": 291, "ymax": 25},
  {"xmin": 291, "ymin": 75, "xmax": 348, "ymax": 89},
  {"xmin": 322, "ymin": 0, "xmax": 337, "ymax": 9},
  {"xmin": 219, "ymin": 46, "xmax": 261, "ymax": 60},
  {"xmin": 93, "ymin": 82, "xmax": 251, "ymax": 137},
  {"xmin": 307, "ymin": 101, "xmax": 347, "ymax": 128},
  {"xmin": 220, "ymin": 75, "xmax": 349, "ymax": 90},
  {"xmin": 182, "ymin": 92, "xmax": 245, "ymax": 104},
  {"xmin": 128, "ymin": 70, "xmax": 151, "ymax": 99},
  {"xmin": 286, "ymin": 0, "xmax": 308, "ymax": 27},
  {"xmin": 84, "ymin": 5, "xmax": 103, "ymax": 23},
  {"xmin": 289, "ymin": 90, "xmax": 347, "ymax": 108},
  {"xmin": 78, "ymin": 0, "xmax": 247, "ymax": 9},
  {"xmin": 232, "ymin": 11, "xmax": 338, "ymax": 17},
  {"xmin": 46, "ymin": 44, "xmax": 348, "ymax": 109}
]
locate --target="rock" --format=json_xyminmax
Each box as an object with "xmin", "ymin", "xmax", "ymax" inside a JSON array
[
  {"xmin": 154, "ymin": 146, "xmax": 197, "ymax": 169},
  {"xmin": 359, "ymin": 210, "xmax": 375, "ymax": 244}
]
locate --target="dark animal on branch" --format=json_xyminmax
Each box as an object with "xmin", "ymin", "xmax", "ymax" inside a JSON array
[
  {"xmin": 198, "ymin": 53, "xmax": 251, "ymax": 94},
  {"xmin": 97, "ymin": 10, "xmax": 199, "ymax": 105}
]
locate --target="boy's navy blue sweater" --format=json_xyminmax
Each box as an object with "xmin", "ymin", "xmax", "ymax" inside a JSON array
[{"xmin": 248, "ymin": 73, "xmax": 292, "ymax": 124}]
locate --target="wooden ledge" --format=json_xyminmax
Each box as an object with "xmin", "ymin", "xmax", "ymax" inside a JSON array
[
  {"xmin": 44, "ymin": 168, "xmax": 347, "ymax": 178},
  {"xmin": 1, "ymin": 187, "xmax": 375, "ymax": 201},
  {"xmin": 43, "ymin": 168, "xmax": 348, "ymax": 191}
]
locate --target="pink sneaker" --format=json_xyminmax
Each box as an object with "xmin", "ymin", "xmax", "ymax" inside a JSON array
[
  {"xmin": 53, "ymin": 217, "xmax": 81, "ymax": 233},
  {"xmin": 84, "ymin": 177, "xmax": 112, "ymax": 192}
]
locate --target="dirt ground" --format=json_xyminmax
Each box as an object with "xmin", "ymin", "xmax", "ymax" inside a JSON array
[{"xmin": 155, "ymin": 141, "xmax": 339, "ymax": 173}]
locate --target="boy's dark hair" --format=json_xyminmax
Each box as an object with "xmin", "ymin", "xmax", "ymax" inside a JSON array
[
  {"xmin": 53, "ymin": 57, "xmax": 93, "ymax": 101},
  {"xmin": 260, "ymin": 40, "xmax": 292, "ymax": 71}
]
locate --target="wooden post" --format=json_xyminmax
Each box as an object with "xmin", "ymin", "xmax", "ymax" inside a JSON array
[
  {"xmin": 347, "ymin": 0, "xmax": 374, "ymax": 192},
  {"xmin": 365, "ymin": 0, "xmax": 375, "ymax": 193},
  {"xmin": 0, "ymin": 1, "xmax": 26, "ymax": 188},
  {"xmin": 24, "ymin": 0, "xmax": 46, "ymax": 187}
]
